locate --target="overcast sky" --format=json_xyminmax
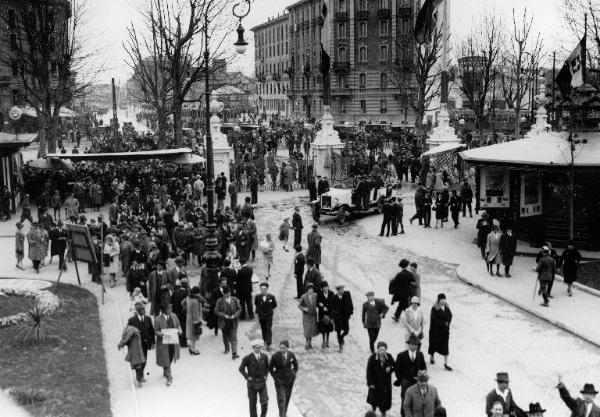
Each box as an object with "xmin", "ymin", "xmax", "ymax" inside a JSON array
[{"xmin": 88, "ymin": 0, "xmax": 570, "ymax": 85}]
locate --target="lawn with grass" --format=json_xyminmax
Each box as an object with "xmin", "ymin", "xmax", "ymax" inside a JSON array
[
  {"xmin": 0, "ymin": 294, "xmax": 28, "ymax": 318},
  {"xmin": 0, "ymin": 282, "xmax": 111, "ymax": 417}
]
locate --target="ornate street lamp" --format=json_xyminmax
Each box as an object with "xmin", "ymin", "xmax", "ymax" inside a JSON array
[{"xmin": 203, "ymin": 0, "xmax": 252, "ymax": 291}]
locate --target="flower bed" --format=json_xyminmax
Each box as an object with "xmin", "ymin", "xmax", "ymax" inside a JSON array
[{"xmin": 0, "ymin": 287, "xmax": 60, "ymax": 328}]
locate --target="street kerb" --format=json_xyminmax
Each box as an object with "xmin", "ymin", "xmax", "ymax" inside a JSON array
[{"xmin": 454, "ymin": 265, "xmax": 600, "ymax": 350}]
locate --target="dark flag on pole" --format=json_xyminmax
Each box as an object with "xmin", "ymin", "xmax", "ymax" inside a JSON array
[
  {"xmin": 556, "ymin": 37, "xmax": 586, "ymax": 95},
  {"xmin": 414, "ymin": 0, "xmax": 443, "ymax": 44}
]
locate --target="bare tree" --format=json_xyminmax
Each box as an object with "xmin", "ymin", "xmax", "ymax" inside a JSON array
[
  {"xmin": 456, "ymin": 15, "xmax": 503, "ymax": 141},
  {"xmin": 124, "ymin": 0, "xmax": 232, "ymax": 147},
  {"xmin": 389, "ymin": 26, "xmax": 443, "ymax": 135},
  {"xmin": 499, "ymin": 8, "xmax": 543, "ymax": 139},
  {"xmin": 0, "ymin": 0, "xmax": 98, "ymax": 157}
]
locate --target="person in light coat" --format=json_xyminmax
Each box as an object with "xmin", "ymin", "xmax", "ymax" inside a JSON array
[
  {"xmin": 486, "ymin": 223, "xmax": 503, "ymax": 277},
  {"xmin": 402, "ymin": 296, "xmax": 424, "ymax": 343},
  {"xmin": 403, "ymin": 370, "xmax": 442, "ymax": 417},
  {"xmin": 154, "ymin": 303, "xmax": 182, "ymax": 386},
  {"xmin": 104, "ymin": 234, "xmax": 121, "ymax": 287}
]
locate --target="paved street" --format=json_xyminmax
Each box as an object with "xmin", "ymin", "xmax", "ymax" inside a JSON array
[{"xmin": 1, "ymin": 191, "xmax": 600, "ymax": 417}]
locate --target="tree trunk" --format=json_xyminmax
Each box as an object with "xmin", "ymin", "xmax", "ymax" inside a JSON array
[
  {"xmin": 173, "ymin": 99, "xmax": 182, "ymax": 147},
  {"xmin": 37, "ymin": 121, "xmax": 47, "ymax": 159},
  {"xmin": 157, "ymin": 108, "xmax": 168, "ymax": 149},
  {"xmin": 47, "ymin": 115, "xmax": 59, "ymax": 154},
  {"xmin": 514, "ymin": 109, "xmax": 521, "ymax": 139}
]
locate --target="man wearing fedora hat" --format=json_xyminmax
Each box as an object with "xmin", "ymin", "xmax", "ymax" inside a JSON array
[
  {"xmin": 485, "ymin": 372, "xmax": 526, "ymax": 417},
  {"xmin": 362, "ymin": 291, "xmax": 389, "ymax": 354},
  {"xmin": 394, "ymin": 335, "xmax": 427, "ymax": 417},
  {"xmin": 525, "ymin": 403, "xmax": 546, "ymax": 417},
  {"xmin": 403, "ymin": 370, "xmax": 442, "ymax": 417},
  {"xmin": 330, "ymin": 283, "xmax": 354, "ymax": 353},
  {"xmin": 557, "ymin": 376, "xmax": 600, "ymax": 417},
  {"xmin": 390, "ymin": 259, "xmax": 415, "ymax": 323}
]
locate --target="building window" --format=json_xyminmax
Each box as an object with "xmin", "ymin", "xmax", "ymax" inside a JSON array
[
  {"xmin": 380, "ymin": 98, "xmax": 388, "ymax": 113},
  {"xmin": 340, "ymin": 100, "xmax": 346, "ymax": 113},
  {"xmin": 359, "ymin": 46, "xmax": 367, "ymax": 62},
  {"xmin": 359, "ymin": 22, "xmax": 367, "ymax": 38},
  {"xmin": 379, "ymin": 0, "xmax": 387, "ymax": 8},
  {"xmin": 338, "ymin": 0, "xmax": 346, "ymax": 11},
  {"xmin": 12, "ymin": 90, "xmax": 18, "ymax": 105},
  {"xmin": 359, "ymin": 73, "xmax": 366, "ymax": 88},
  {"xmin": 338, "ymin": 46, "xmax": 347, "ymax": 61},
  {"xmin": 379, "ymin": 20, "xmax": 388, "ymax": 36},
  {"xmin": 379, "ymin": 45, "xmax": 388, "ymax": 62},
  {"xmin": 11, "ymin": 60, "xmax": 18, "ymax": 77},
  {"xmin": 400, "ymin": 19, "xmax": 409, "ymax": 35},
  {"xmin": 360, "ymin": 99, "xmax": 367, "ymax": 113},
  {"xmin": 380, "ymin": 73, "xmax": 387, "ymax": 88},
  {"xmin": 338, "ymin": 74, "xmax": 347, "ymax": 88},
  {"xmin": 9, "ymin": 34, "xmax": 16, "ymax": 50},
  {"xmin": 338, "ymin": 22, "xmax": 347, "ymax": 38},
  {"xmin": 359, "ymin": 0, "xmax": 368, "ymax": 11}
]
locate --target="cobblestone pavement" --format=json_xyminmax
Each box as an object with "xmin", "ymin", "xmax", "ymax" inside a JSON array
[{"xmin": 251, "ymin": 195, "xmax": 600, "ymax": 417}]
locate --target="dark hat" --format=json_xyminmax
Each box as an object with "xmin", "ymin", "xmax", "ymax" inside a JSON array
[
  {"xmin": 279, "ymin": 340, "xmax": 290, "ymax": 348},
  {"xmin": 157, "ymin": 221, "xmax": 166, "ymax": 227},
  {"xmin": 222, "ymin": 285, "xmax": 231, "ymax": 294},
  {"xmin": 306, "ymin": 282, "xmax": 315, "ymax": 289},
  {"xmin": 581, "ymin": 383, "xmax": 599, "ymax": 395},
  {"xmin": 175, "ymin": 256, "xmax": 185, "ymax": 264},
  {"xmin": 312, "ymin": 223, "xmax": 318, "ymax": 229},
  {"xmin": 399, "ymin": 259, "xmax": 410, "ymax": 268},
  {"xmin": 259, "ymin": 282, "xmax": 269, "ymax": 288},
  {"xmin": 527, "ymin": 403, "xmax": 546, "ymax": 414},
  {"xmin": 365, "ymin": 290, "xmax": 374, "ymax": 296},
  {"xmin": 180, "ymin": 277, "xmax": 189, "ymax": 287},
  {"xmin": 495, "ymin": 372, "xmax": 510, "ymax": 383},
  {"xmin": 335, "ymin": 284, "xmax": 345, "ymax": 290},
  {"xmin": 407, "ymin": 334, "xmax": 421, "ymax": 346},
  {"xmin": 415, "ymin": 370, "xmax": 429, "ymax": 382},
  {"xmin": 156, "ymin": 260, "xmax": 166, "ymax": 267}
]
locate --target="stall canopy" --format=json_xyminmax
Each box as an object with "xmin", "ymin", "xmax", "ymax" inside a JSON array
[
  {"xmin": 0, "ymin": 132, "xmax": 37, "ymax": 147},
  {"xmin": 28, "ymin": 157, "xmax": 73, "ymax": 171},
  {"xmin": 167, "ymin": 153, "xmax": 205, "ymax": 164},
  {"xmin": 46, "ymin": 148, "xmax": 202, "ymax": 163},
  {"xmin": 460, "ymin": 131, "xmax": 600, "ymax": 168},
  {"xmin": 422, "ymin": 142, "xmax": 465, "ymax": 157},
  {"xmin": 20, "ymin": 105, "xmax": 77, "ymax": 118}
]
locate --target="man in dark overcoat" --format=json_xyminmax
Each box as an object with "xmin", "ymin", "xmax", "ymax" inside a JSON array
[
  {"xmin": 389, "ymin": 259, "xmax": 415, "ymax": 322},
  {"xmin": 127, "ymin": 301, "xmax": 155, "ymax": 384},
  {"xmin": 330, "ymin": 283, "xmax": 354, "ymax": 352},
  {"xmin": 394, "ymin": 335, "xmax": 427, "ymax": 417}
]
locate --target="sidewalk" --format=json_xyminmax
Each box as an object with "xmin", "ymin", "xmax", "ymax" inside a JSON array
[
  {"xmin": 357, "ymin": 190, "xmax": 600, "ymax": 350},
  {"xmin": 0, "ymin": 191, "xmax": 307, "ymax": 417}
]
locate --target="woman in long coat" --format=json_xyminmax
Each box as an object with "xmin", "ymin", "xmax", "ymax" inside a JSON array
[
  {"xmin": 428, "ymin": 293, "xmax": 453, "ymax": 371},
  {"xmin": 306, "ymin": 224, "xmax": 322, "ymax": 268},
  {"xmin": 366, "ymin": 341, "xmax": 395, "ymax": 416},
  {"xmin": 117, "ymin": 324, "xmax": 146, "ymax": 387},
  {"xmin": 27, "ymin": 223, "xmax": 45, "ymax": 273},
  {"xmin": 499, "ymin": 229, "xmax": 517, "ymax": 277},
  {"xmin": 246, "ymin": 217, "xmax": 258, "ymax": 262},
  {"xmin": 182, "ymin": 286, "xmax": 205, "ymax": 355},
  {"xmin": 486, "ymin": 223, "xmax": 502, "ymax": 276},
  {"xmin": 561, "ymin": 242, "xmax": 582, "ymax": 296},
  {"xmin": 298, "ymin": 283, "xmax": 319, "ymax": 350},
  {"xmin": 316, "ymin": 281, "xmax": 335, "ymax": 349},
  {"xmin": 104, "ymin": 235, "xmax": 121, "ymax": 287},
  {"xmin": 154, "ymin": 303, "xmax": 181, "ymax": 386}
]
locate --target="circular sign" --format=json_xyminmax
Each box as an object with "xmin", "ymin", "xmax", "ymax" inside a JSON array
[{"xmin": 8, "ymin": 106, "xmax": 22, "ymax": 121}]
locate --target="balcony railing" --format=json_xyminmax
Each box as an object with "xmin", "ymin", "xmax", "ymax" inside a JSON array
[
  {"xmin": 272, "ymin": 73, "xmax": 281, "ymax": 81},
  {"xmin": 398, "ymin": 6, "xmax": 412, "ymax": 17},
  {"xmin": 378, "ymin": 9, "xmax": 391, "ymax": 19},
  {"xmin": 356, "ymin": 10, "xmax": 369, "ymax": 20},
  {"xmin": 333, "ymin": 61, "xmax": 351, "ymax": 72},
  {"xmin": 335, "ymin": 12, "xmax": 348, "ymax": 21},
  {"xmin": 331, "ymin": 88, "xmax": 351, "ymax": 96}
]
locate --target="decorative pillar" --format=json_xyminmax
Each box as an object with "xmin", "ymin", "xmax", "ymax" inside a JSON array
[{"xmin": 205, "ymin": 96, "xmax": 234, "ymax": 180}]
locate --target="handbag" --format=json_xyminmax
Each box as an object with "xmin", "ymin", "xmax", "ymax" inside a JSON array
[
  {"xmin": 320, "ymin": 314, "xmax": 331, "ymax": 326},
  {"xmin": 192, "ymin": 322, "xmax": 203, "ymax": 336}
]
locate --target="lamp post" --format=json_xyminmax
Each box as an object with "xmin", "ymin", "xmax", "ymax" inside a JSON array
[{"xmin": 204, "ymin": 0, "xmax": 251, "ymax": 291}]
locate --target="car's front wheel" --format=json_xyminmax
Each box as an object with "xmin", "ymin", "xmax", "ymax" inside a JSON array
[{"xmin": 337, "ymin": 205, "xmax": 350, "ymax": 224}]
